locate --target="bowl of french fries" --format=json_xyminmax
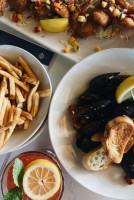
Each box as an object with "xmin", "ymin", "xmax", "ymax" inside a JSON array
[{"xmin": 0, "ymin": 45, "xmax": 52, "ymax": 154}]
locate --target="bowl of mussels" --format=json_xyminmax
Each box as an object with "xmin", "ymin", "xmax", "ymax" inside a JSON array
[{"xmin": 49, "ymin": 48, "xmax": 134, "ymax": 199}]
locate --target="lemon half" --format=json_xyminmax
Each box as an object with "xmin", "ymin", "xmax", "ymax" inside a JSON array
[
  {"xmin": 40, "ymin": 18, "xmax": 69, "ymax": 33},
  {"xmin": 23, "ymin": 159, "xmax": 61, "ymax": 200},
  {"xmin": 115, "ymin": 75, "xmax": 134, "ymax": 103}
]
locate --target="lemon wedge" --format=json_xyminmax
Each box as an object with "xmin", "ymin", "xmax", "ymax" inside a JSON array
[
  {"xmin": 40, "ymin": 18, "xmax": 69, "ymax": 33},
  {"xmin": 115, "ymin": 75, "xmax": 134, "ymax": 103},
  {"xmin": 23, "ymin": 159, "xmax": 61, "ymax": 200}
]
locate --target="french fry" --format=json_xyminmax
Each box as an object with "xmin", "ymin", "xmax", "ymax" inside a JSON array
[
  {"xmin": 0, "ymin": 120, "xmax": 18, "ymax": 132},
  {"xmin": 0, "ymin": 60, "xmax": 19, "ymax": 79},
  {"xmin": 4, "ymin": 107, "xmax": 22, "ymax": 144},
  {"xmin": 15, "ymin": 62, "xmax": 18, "ymax": 68},
  {"xmin": 8, "ymin": 105, "xmax": 15, "ymax": 123},
  {"xmin": 0, "ymin": 70, "xmax": 30, "ymax": 92},
  {"xmin": 13, "ymin": 107, "xmax": 22, "ymax": 121},
  {"xmin": 0, "ymin": 132, "xmax": 6, "ymax": 150},
  {"xmin": 3, "ymin": 100, "xmax": 11, "ymax": 125},
  {"xmin": 18, "ymin": 56, "xmax": 37, "ymax": 80},
  {"xmin": 18, "ymin": 65, "xmax": 23, "ymax": 71},
  {"xmin": 0, "ymin": 99, "xmax": 10, "ymax": 149},
  {"xmin": 5, "ymin": 89, "xmax": 8, "ymax": 96},
  {"xmin": 38, "ymin": 89, "xmax": 52, "ymax": 98},
  {"xmin": 24, "ymin": 119, "xmax": 30, "ymax": 130},
  {"xmin": 16, "ymin": 124, "xmax": 23, "ymax": 129},
  {"xmin": 20, "ymin": 116, "xmax": 26, "ymax": 121},
  {"xmin": 22, "ymin": 76, "xmax": 37, "ymax": 85},
  {"xmin": 17, "ymin": 118, "xmax": 25, "ymax": 125},
  {"xmin": 0, "ymin": 56, "xmax": 22, "ymax": 77},
  {"xmin": 27, "ymin": 81, "xmax": 39, "ymax": 112},
  {"xmin": 21, "ymin": 89, "xmax": 25, "ymax": 97},
  {"xmin": 15, "ymin": 85, "xmax": 25, "ymax": 103},
  {"xmin": 21, "ymin": 110, "xmax": 32, "ymax": 120},
  {"xmin": 0, "ymin": 77, "xmax": 7, "ymax": 112},
  {"xmin": 9, "ymin": 76, "xmax": 15, "ymax": 99},
  {"xmin": 15, "ymin": 78, "xmax": 30, "ymax": 92},
  {"xmin": 0, "ymin": 98, "xmax": 8, "ymax": 126},
  {"xmin": 17, "ymin": 102, "xmax": 23, "ymax": 109},
  {"xmin": 31, "ymin": 92, "xmax": 39, "ymax": 117}
]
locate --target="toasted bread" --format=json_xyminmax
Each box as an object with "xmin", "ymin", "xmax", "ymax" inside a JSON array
[
  {"xmin": 0, "ymin": 0, "xmax": 7, "ymax": 15},
  {"xmin": 82, "ymin": 146, "xmax": 112, "ymax": 171},
  {"xmin": 124, "ymin": 134, "xmax": 134, "ymax": 153},
  {"xmin": 102, "ymin": 116, "xmax": 134, "ymax": 164}
]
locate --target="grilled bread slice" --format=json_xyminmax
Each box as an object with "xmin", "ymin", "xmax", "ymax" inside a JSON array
[
  {"xmin": 0, "ymin": 0, "xmax": 7, "ymax": 15},
  {"xmin": 124, "ymin": 133, "xmax": 134, "ymax": 153},
  {"xmin": 82, "ymin": 146, "xmax": 112, "ymax": 171},
  {"xmin": 102, "ymin": 116, "xmax": 134, "ymax": 164}
]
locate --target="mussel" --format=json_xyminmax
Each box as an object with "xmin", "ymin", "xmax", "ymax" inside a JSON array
[
  {"xmin": 113, "ymin": 100, "xmax": 134, "ymax": 118},
  {"xmin": 121, "ymin": 147, "xmax": 134, "ymax": 179},
  {"xmin": 89, "ymin": 73, "xmax": 130, "ymax": 92},
  {"xmin": 79, "ymin": 118, "xmax": 109, "ymax": 136},
  {"xmin": 77, "ymin": 89, "xmax": 101, "ymax": 106},
  {"xmin": 76, "ymin": 135, "xmax": 100, "ymax": 153},
  {"xmin": 74, "ymin": 100, "xmax": 112, "ymax": 120},
  {"xmin": 75, "ymin": 119, "xmax": 108, "ymax": 152}
]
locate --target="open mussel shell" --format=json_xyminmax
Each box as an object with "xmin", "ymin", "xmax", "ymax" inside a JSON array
[
  {"xmin": 89, "ymin": 72, "xmax": 130, "ymax": 92},
  {"xmin": 76, "ymin": 119, "xmax": 108, "ymax": 153},
  {"xmin": 79, "ymin": 118, "xmax": 109, "ymax": 136},
  {"xmin": 81, "ymin": 138, "xmax": 100, "ymax": 153},
  {"xmin": 113, "ymin": 100, "xmax": 134, "ymax": 118},
  {"xmin": 76, "ymin": 135, "xmax": 100, "ymax": 153},
  {"xmin": 74, "ymin": 100, "xmax": 112, "ymax": 119},
  {"xmin": 77, "ymin": 89, "xmax": 101, "ymax": 106},
  {"xmin": 121, "ymin": 147, "xmax": 134, "ymax": 179}
]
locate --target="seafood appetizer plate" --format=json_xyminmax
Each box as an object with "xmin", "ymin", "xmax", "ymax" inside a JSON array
[
  {"xmin": 0, "ymin": 1, "xmax": 134, "ymax": 62},
  {"xmin": 49, "ymin": 48, "xmax": 134, "ymax": 200}
]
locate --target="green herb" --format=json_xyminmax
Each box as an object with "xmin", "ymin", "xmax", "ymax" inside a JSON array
[
  {"xmin": 13, "ymin": 158, "xmax": 24, "ymax": 187},
  {"xmin": 3, "ymin": 187, "xmax": 23, "ymax": 200}
]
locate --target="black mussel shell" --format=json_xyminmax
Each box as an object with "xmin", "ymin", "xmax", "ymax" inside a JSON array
[
  {"xmin": 79, "ymin": 118, "xmax": 109, "ymax": 136},
  {"xmin": 89, "ymin": 73, "xmax": 129, "ymax": 92},
  {"xmin": 76, "ymin": 135, "xmax": 100, "ymax": 152},
  {"xmin": 74, "ymin": 100, "xmax": 112, "ymax": 119},
  {"xmin": 81, "ymin": 138, "xmax": 100, "ymax": 153},
  {"xmin": 113, "ymin": 100, "xmax": 134, "ymax": 118},
  {"xmin": 121, "ymin": 147, "xmax": 134, "ymax": 179},
  {"xmin": 77, "ymin": 89, "xmax": 100, "ymax": 106}
]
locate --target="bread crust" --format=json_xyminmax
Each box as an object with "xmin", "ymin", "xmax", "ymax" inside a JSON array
[{"xmin": 124, "ymin": 133, "xmax": 134, "ymax": 153}]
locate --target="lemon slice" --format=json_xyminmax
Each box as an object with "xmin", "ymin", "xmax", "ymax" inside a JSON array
[
  {"xmin": 115, "ymin": 75, "xmax": 134, "ymax": 103},
  {"xmin": 40, "ymin": 18, "xmax": 69, "ymax": 33},
  {"xmin": 23, "ymin": 159, "xmax": 61, "ymax": 200}
]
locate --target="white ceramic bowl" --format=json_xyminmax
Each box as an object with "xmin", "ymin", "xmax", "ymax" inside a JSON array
[
  {"xmin": 0, "ymin": 45, "xmax": 52, "ymax": 155},
  {"xmin": 49, "ymin": 48, "xmax": 134, "ymax": 200}
]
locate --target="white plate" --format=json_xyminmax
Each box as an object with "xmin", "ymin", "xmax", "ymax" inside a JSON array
[
  {"xmin": 49, "ymin": 48, "xmax": 134, "ymax": 200},
  {"xmin": 0, "ymin": 45, "xmax": 52, "ymax": 155},
  {"xmin": 0, "ymin": 5, "xmax": 134, "ymax": 62}
]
